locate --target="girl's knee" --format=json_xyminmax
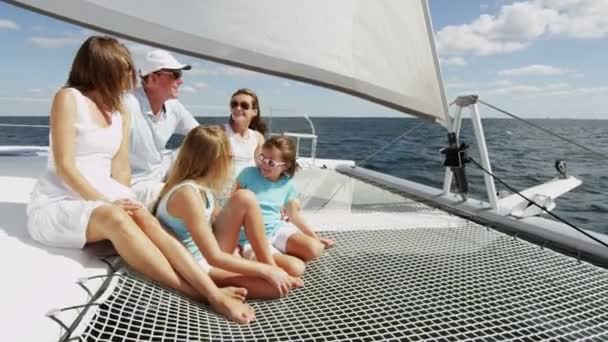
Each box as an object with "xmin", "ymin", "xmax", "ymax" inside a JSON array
[
  {"xmin": 284, "ymin": 257, "xmax": 306, "ymax": 277},
  {"xmin": 232, "ymin": 189, "xmax": 257, "ymax": 207},
  {"xmin": 305, "ymin": 240, "xmax": 325, "ymax": 261},
  {"xmin": 288, "ymin": 237, "xmax": 324, "ymax": 261}
]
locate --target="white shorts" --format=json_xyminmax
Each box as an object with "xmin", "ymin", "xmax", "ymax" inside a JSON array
[
  {"xmin": 131, "ymin": 180, "xmax": 164, "ymax": 212},
  {"xmin": 272, "ymin": 224, "xmax": 300, "ymax": 253},
  {"xmin": 27, "ymin": 200, "xmax": 108, "ymax": 248},
  {"xmin": 240, "ymin": 224, "xmax": 299, "ymax": 260}
]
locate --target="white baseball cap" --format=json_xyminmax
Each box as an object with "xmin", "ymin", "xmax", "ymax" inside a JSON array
[{"xmin": 138, "ymin": 49, "xmax": 191, "ymax": 77}]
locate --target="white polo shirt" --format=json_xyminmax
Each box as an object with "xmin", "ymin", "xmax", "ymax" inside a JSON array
[{"xmin": 124, "ymin": 87, "xmax": 199, "ymax": 184}]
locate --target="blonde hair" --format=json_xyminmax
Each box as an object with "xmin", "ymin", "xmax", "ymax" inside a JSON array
[
  {"xmin": 154, "ymin": 125, "xmax": 232, "ymax": 212},
  {"xmin": 66, "ymin": 36, "xmax": 136, "ymax": 113},
  {"xmin": 263, "ymin": 136, "xmax": 300, "ymax": 178}
]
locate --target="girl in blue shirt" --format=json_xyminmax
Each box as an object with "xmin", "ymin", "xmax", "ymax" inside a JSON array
[
  {"xmin": 155, "ymin": 126, "xmax": 302, "ymax": 299},
  {"xmin": 237, "ymin": 136, "xmax": 335, "ymax": 276}
]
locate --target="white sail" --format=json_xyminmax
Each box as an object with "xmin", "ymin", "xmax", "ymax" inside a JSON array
[{"xmin": 9, "ymin": 0, "xmax": 449, "ymax": 123}]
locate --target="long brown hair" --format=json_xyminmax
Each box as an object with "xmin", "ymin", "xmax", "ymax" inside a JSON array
[
  {"xmin": 229, "ymin": 88, "xmax": 267, "ymax": 135},
  {"xmin": 66, "ymin": 36, "xmax": 136, "ymax": 113},
  {"xmin": 154, "ymin": 125, "xmax": 232, "ymax": 212},
  {"xmin": 263, "ymin": 136, "xmax": 300, "ymax": 178}
]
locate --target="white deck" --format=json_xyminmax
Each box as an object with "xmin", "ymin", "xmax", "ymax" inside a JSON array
[{"xmin": 0, "ymin": 153, "xmax": 112, "ymax": 342}]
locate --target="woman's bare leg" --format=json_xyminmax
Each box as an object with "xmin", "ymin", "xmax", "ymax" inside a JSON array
[
  {"xmin": 214, "ymin": 189, "xmax": 276, "ymax": 265},
  {"xmin": 86, "ymin": 204, "xmax": 197, "ymax": 298},
  {"xmin": 87, "ymin": 205, "xmax": 255, "ymax": 324}
]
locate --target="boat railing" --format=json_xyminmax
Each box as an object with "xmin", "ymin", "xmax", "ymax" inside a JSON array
[
  {"xmin": 268, "ymin": 131, "xmax": 317, "ymax": 164},
  {"xmin": 266, "ymin": 108, "xmax": 318, "ymax": 165}
]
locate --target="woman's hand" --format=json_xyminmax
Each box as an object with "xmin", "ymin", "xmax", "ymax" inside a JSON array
[
  {"xmin": 112, "ymin": 198, "xmax": 143, "ymax": 215},
  {"xmin": 262, "ymin": 265, "xmax": 292, "ymax": 297}
]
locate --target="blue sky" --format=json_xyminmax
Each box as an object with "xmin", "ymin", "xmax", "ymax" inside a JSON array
[{"xmin": 0, "ymin": 0, "xmax": 607, "ymax": 118}]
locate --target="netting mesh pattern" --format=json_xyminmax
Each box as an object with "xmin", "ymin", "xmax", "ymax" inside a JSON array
[
  {"xmin": 76, "ymin": 226, "xmax": 608, "ymax": 341},
  {"xmin": 350, "ymin": 181, "xmax": 441, "ymax": 215}
]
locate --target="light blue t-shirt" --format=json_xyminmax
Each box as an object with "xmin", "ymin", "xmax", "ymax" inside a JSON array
[
  {"xmin": 124, "ymin": 87, "xmax": 199, "ymax": 183},
  {"xmin": 156, "ymin": 181, "xmax": 214, "ymax": 262},
  {"xmin": 237, "ymin": 166, "xmax": 298, "ymax": 244}
]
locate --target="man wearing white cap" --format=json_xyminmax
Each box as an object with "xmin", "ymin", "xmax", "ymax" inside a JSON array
[{"xmin": 123, "ymin": 49, "xmax": 200, "ymax": 208}]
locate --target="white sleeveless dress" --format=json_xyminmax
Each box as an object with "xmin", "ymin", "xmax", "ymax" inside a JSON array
[
  {"xmin": 27, "ymin": 88, "xmax": 135, "ymax": 248},
  {"xmin": 224, "ymin": 123, "xmax": 259, "ymax": 178},
  {"xmin": 217, "ymin": 123, "xmax": 260, "ymax": 205}
]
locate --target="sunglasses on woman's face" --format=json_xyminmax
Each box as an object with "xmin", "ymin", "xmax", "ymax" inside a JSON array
[
  {"xmin": 257, "ymin": 154, "xmax": 286, "ymax": 168},
  {"xmin": 230, "ymin": 100, "xmax": 253, "ymax": 111},
  {"xmin": 155, "ymin": 69, "xmax": 182, "ymax": 80}
]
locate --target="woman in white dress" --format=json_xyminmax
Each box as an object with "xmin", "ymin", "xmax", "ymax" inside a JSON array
[
  {"xmin": 217, "ymin": 89, "xmax": 265, "ymax": 205},
  {"xmin": 224, "ymin": 88, "xmax": 266, "ymax": 177},
  {"xmin": 26, "ymin": 36, "xmax": 254, "ymax": 324}
]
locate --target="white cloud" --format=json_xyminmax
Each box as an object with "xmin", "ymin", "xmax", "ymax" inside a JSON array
[
  {"xmin": 540, "ymin": 0, "xmax": 608, "ymax": 38},
  {"xmin": 484, "ymin": 81, "xmax": 608, "ymax": 97},
  {"xmin": 0, "ymin": 19, "xmax": 18, "ymax": 30},
  {"xmin": 180, "ymin": 85, "xmax": 197, "ymax": 93},
  {"xmin": 487, "ymin": 84, "xmax": 542, "ymax": 95},
  {"xmin": 578, "ymin": 86, "xmax": 608, "ymax": 94},
  {"xmin": 544, "ymin": 82, "xmax": 570, "ymax": 90},
  {"xmin": 27, "ymin": 31, "xmax": 88, "ymax": 48},
  {"xmin": 193, "ymin": 82, "xmax": 208, "ymax": 89},
  {"xmin": 436, "ymin": 0, "xmax": 608, "ymax": 57},
  {"xmin": 491, "ymin": 79, "xmax": 514, "ymax": 87},
  {"xmin": 445, "ymin": 82, "xmax": 469, "ymax": 89},
  {"xmin": 441, "ymin": 57, "xmax": 467, "ymax": 66},
  {"xmin": 499, "ymin": 64, "xmax": 572, "ymax": 76},
  {"xmin": 0, "ymin": 96, "xmax": 51, "ymax": 102}
]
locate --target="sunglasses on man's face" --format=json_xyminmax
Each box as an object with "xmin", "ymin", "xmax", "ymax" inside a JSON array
[
  {"xmin": 257, "ymin": 154, "xmax": 286, "ymax": 168},
  {"xmin": 230, "ymin": 100, "xmax": 253, "ymax": 111},
  {"xmin": 155, "ymin": 69, "xmax": 182, "ymax": 80}
]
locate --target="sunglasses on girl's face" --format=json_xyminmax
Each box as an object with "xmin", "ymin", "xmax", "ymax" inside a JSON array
[
  {"xmin": 257, "ymin": 154, "xmax": 286, "ymax": 168},
  {"xmin": 155, "ymin": 69, "xmax": 182, "ymax": 80},
  {"xmin": 230, "ymin": 100, "xmax": 253, "ymax": 110}
]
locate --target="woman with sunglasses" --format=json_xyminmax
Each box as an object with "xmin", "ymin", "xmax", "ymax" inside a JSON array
[
  {"xmin": 236, "ymin": 136, "xmax": 336, "ymax": 277},
  {"xmin": 26, "ymin": 37, "xmax": 254, "ymax": 324},
  {"xmin": 216, "ymin": 89, "xmax": 266, "ymax": 206},
  {"xmin": 224, "ymin": 88, "xmax": 266, "ymax": 178}
]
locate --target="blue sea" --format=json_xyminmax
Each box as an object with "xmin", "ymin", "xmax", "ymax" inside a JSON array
[{"xmin": 1, "ymin": 116, "xmax": 607, "ymax": 234}]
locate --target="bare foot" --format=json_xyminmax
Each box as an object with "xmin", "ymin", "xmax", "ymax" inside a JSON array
[
  {"xmin": 210, "ymin": 293, "xmax": 255, "ymax": 325},
  {"xmin": 319, "ymin": 237, "xmax": 336, "ymax": 249},
  {"xmin": 289, "ymin": 276, "xmax": 304, "ymax": 288},
  {"xmin": 220, "ymin": 286, "xmax": 247, "ymax": 302}
]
